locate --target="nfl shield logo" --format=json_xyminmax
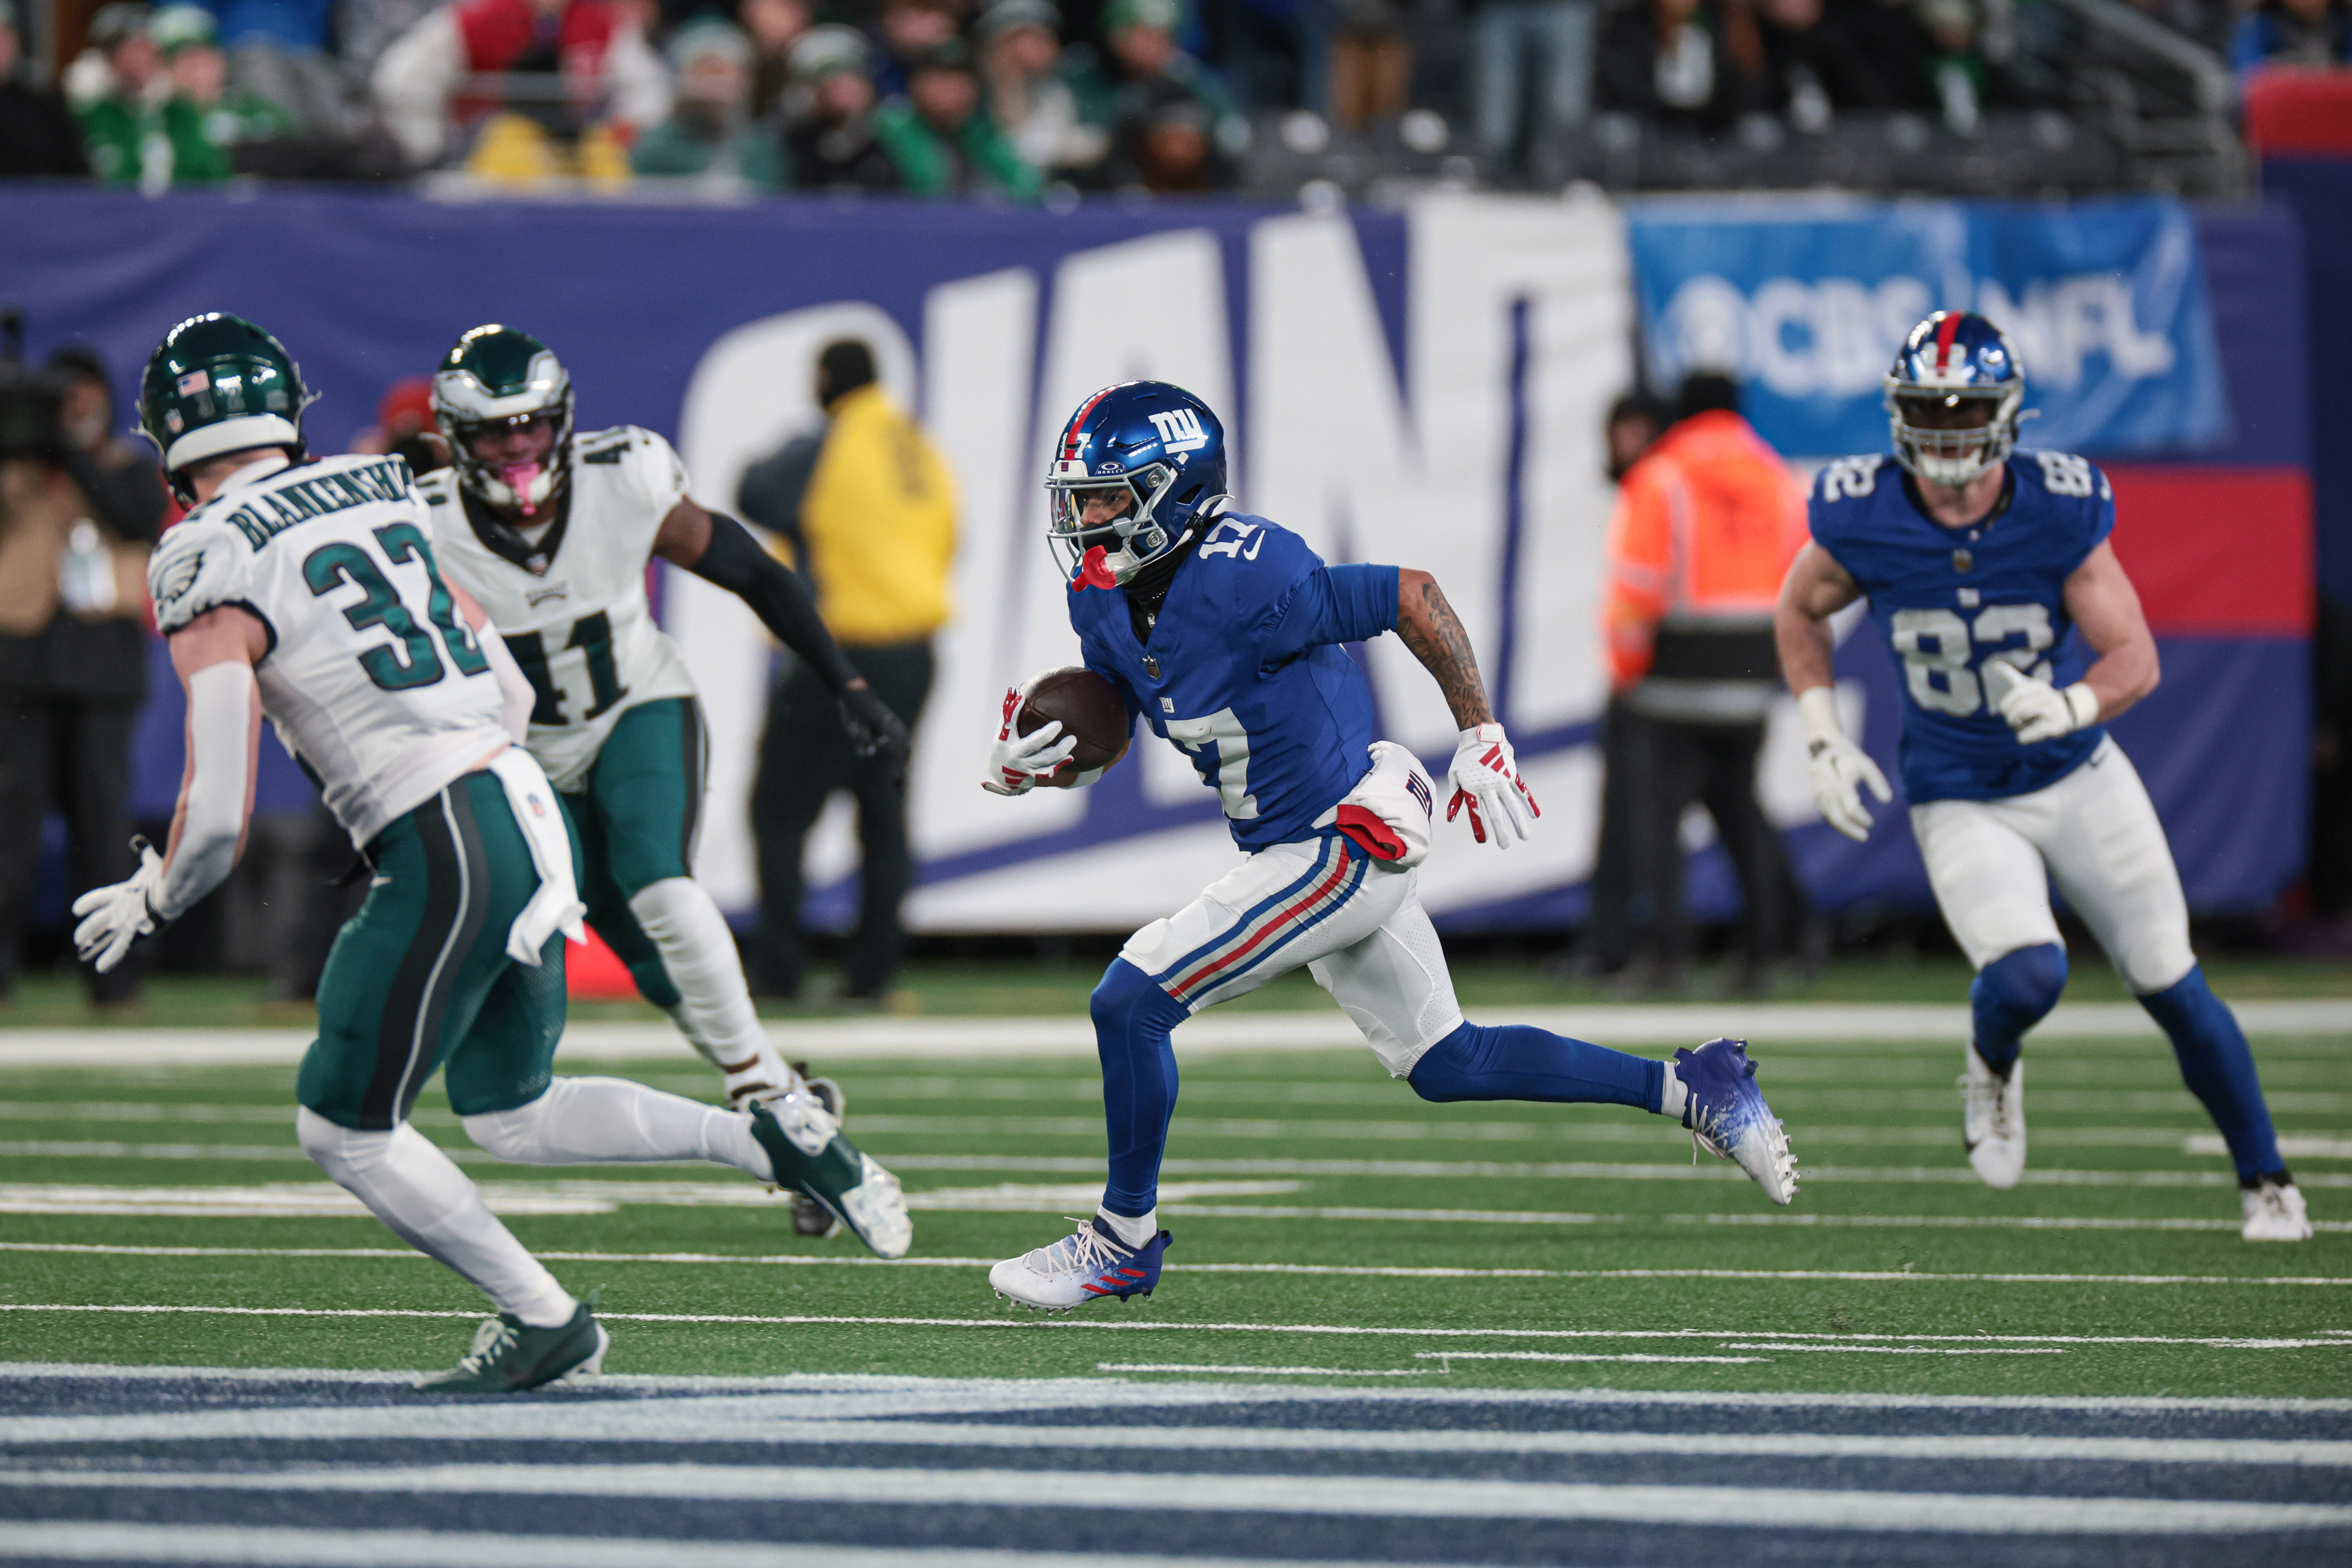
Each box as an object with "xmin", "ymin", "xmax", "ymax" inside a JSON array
[{"xmin": 177, "ymin": 371, "xmax": 209, "ymax": 395}]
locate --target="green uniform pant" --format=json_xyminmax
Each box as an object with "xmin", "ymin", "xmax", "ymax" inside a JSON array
[
  {"xmin": 563, "ymin": 696, "xmax": 706, "ymax": 1010},
  {"xmin": 297, "ymin": 769, "xmax": 573, "ymax": 1132}
]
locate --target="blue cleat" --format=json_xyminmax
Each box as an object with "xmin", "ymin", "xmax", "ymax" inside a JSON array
[
  {"xmin": 990, "ymin": 1217, "xmax": 1173, "ymax": 1312},
  {"xmin": 1675, "ymin": 1037, "xmax": 1799, "ymax": 1205}
]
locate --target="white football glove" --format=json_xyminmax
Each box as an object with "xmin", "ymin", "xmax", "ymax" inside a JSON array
[
  {"xmin": 1445, "ymin": 723, "xmax": 1539, "ymax": 850},
  {"xmin": 1798, "ymin": 686, "xmax": 1890, "ymax": 843},
  {"xmin": 981, "ymin": 685, "xmax": 1078, "ymax": 796},
  {"xmin": 1983, "ymin": 660, "xmax": 2099, "ymax": 745},
  {"xmin": 71, "ymin": 838, "xmax": 168, "ymax": 975}
]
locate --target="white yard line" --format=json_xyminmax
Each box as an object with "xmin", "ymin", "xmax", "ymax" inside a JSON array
[
  {"xmin": 0, "ymin": 1523, "xmax": 1359, "ymax": 1568},
  {"xmin": 4, "ymin": 1243, "xmax": 2347, "ymax": 1286},
  {"xmin": 6, "ymin": 1464, "xmax": 2350, "ymax": 1533},
  {"xmin": 1092, "ymin": 1363, "xmax": 1443, "ymax": 1376},
  {"xmin": 1, "ymin": 1304, "xmax": 2344, "ymax": 1348},
  {"xmin": 1, "ymin": 999, "xmax": 2346, "ymax": 1068}
]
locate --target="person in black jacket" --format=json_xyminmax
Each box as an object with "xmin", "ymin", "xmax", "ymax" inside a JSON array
[
  {"xmin": 0, "ymin": 346, "xmax": 165, "ymax": 1008},
  {"xmin": 0, "ymin": 12, "xmax": 91, "ymax": 177}
]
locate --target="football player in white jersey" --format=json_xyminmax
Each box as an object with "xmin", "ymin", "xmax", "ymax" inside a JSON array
[
  {"xmin": 420, "ymin": 326, "xmax": 908, "ymax": 1239},
  {"xmin": 72, "ymin": 315, "xmax": 912, "ymax": 1391}
]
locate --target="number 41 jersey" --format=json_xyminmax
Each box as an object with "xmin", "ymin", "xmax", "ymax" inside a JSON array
[
  {"xmin": 147, "ymin": 453, "xmax": 513, "ymax": 848},
  {"xmin": 1808, "ymin": 449, "xmax": 2113, "ymax": 805},
  {"xmin": 420, "ymin": 425, "xmax": 700, "ymax": 792}
]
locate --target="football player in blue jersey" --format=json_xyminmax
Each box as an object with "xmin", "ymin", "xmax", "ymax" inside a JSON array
[
  {"xmin": 1775, "ymin": 310, "xmax": 2308, "ymax": 1242},
  {"xmin": 979, "ymin": 380, "xmax": 1801, "ymax": 1311}
]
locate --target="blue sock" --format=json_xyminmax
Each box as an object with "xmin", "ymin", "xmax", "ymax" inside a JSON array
[
  {"xmin": 1091, "ymin": 958, "xmax": 1189, "ymax": 1217},
  {"xmin": 1972, "ymin": 944, "xmax": 2067, "ymax": 1073},
  {"xmin": 2140, "ymin": 966, "xmax": 2283, "ymax": 1182},
  {"xmin": 1408, "ymin": 1020, "xmax": 1665, "ymax": 1111}
]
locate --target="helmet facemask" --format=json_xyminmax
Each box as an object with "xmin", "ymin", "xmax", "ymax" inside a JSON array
[
  {"xmin": 447, "ymin": 408, "xmax": 571, "ymax": 519},
  {"xmin": 1046, "ymin": 459, "xmax": 1182, "ymax": 584},
  {"xmin": 1887, "ymin": 383, "xmax": 2022, "ymax": 488},
  {"xmin": 432, "ymin": 331, "xmax": 575, "ymax": 522}
]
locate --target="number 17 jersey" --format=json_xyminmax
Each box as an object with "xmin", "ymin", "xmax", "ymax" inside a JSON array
[{"xmin": 1807, "ymin": 449, "xmax": 2113, "ymax": 804}]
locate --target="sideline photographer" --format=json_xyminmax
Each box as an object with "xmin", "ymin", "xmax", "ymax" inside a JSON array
[{"xmin": 0, "ymin": 327, "xmax": 166, "ymax": 1009}]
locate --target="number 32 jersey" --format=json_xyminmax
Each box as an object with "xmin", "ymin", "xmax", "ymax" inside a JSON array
[
  {"xmin": 420, "ymin": 425, "xmax": 700, "ymax": 792},
  {"xmin": 147, "ymin": 453, "xmax": 513, "ymax": 847},
  {"xmin": 1808, "ymin": 449, "xmax": 2113, "ymax": 805}
]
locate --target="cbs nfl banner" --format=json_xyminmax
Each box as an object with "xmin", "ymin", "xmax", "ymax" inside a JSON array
[
  {"xmin": 0, "ymin": 187, "xmax": 2300, "ymax": 936},
  {"xmin": 1629, "ymin": 196, "xmax": 2232, "ymax": 460}
]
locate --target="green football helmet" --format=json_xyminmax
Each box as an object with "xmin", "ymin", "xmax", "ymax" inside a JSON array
[
  {"xmin": 432, "ymin": 324, "xmax": 575, "ymax": 519},
  {"xmin": 139, "ymin": 313, "xmax": 312, "ymax": 502}
]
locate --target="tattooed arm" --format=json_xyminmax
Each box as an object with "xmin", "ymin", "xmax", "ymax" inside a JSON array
[{"xmin": 1395, "ymin": 569, "xmax": 1494, "ymax": 729}]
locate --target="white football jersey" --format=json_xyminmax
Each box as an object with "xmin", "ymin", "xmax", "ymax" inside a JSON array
[
  {"xmin": 419, "ymin": 425, "xmax": 699, "ymax": 791},
  {"xmin": 148, "ymin": 453, "xmax": 513, "ymax": 848}
]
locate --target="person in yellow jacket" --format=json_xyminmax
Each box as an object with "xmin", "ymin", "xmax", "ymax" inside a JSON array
[{"xmin": 738, "ymin": 339, "xmax": 955, "ymax": 1002}]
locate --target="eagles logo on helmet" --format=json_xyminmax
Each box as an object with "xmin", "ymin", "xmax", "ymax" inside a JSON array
[
  {"xmin": 1045, "ymin": 380, "xmax": 1229, "ymax": 588},
  {"xmin": 433, "ymin": 324, "xmax": 577, "ymax": 520},
  {"xmin": 1885, "ymin": 309, "xmax": 2028, "ymax": 489}
]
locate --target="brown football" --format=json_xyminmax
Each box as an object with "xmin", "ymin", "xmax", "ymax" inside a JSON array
[{"xmin": 1017, "ymin": 666, "xmax": 1132, "ymax": 773}]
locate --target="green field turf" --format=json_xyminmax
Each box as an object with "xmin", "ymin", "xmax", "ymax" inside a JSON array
[{"xmin": 3, "ymin": 1013, "xmax": 2348, "ymax": 1402}]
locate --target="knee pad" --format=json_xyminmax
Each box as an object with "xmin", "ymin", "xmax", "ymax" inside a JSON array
[
  {"xmin": 460, "ymin": 1085, "xmax": 565, "ymax": 1164},
  {"xmin": 1091, "ymin": 958, "xmax": 1185, "ymax": 1037}
]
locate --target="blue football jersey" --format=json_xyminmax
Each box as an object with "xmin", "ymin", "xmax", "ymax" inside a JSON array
[
  {"xmin": 1808, "ymin": 449, "xmax": 2114, "ymax": 804},
  {"xmin": 1068, "ymin": 513, "xmax": 1390, "ymax": 852}
]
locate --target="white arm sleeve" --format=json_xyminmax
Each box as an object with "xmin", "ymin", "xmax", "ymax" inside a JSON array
[
  {"xmin": 155, "ymin": 662, "xmax": 254, "ymax": 921},
  {"xmin": 478, "ymin": 621, "xmax": 535, "ymax": 743}
]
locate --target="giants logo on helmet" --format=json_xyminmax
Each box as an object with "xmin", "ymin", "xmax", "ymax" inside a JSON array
[{"xmin": 1147, "ymin": 407, "xmax": 1209, "ymax": 453}]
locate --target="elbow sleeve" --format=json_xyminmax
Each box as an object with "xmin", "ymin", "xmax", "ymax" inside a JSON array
[{"xmin": 156, "ymin": 662, "xmax": 253, "ymax": 920}]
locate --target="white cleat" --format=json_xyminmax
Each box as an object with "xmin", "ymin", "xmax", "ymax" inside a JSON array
[
  {"xmin": 838, "ymin": 1155, "xmax": 912, "ymax": 1260},
  {"xmin": 1961, "ymin": 1048, "xmax": 2026, "ymax": 1190},
  {"xmin": 2242, "ymin": 1176, "xmax": 2312, "ymax": 1242},
  {"xmin": 989, "ymin": 1216, "xmax": 1171, "ymax": 1312}
]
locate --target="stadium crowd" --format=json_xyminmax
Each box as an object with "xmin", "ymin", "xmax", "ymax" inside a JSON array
[{"xmin": 0, "ymin": 0, "xmax": 2341, "ymax": 192}]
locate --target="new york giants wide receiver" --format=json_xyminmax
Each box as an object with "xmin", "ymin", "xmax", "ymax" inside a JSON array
[
  {"xmin": 1775, "ymin": 310, "xmax": 2306, "ymax": 1241},
  {"xmin": 981, "ymin": 381, "xmax": 1800, "ymax": 1310}
]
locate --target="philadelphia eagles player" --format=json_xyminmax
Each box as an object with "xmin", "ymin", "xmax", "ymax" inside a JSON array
[
  {"xmin": 73, "ymin": 314, "xmax": 911, "ymax": 1392},
  {"xmin": 421, "ymin": 326, "xmax": 909, "ymax": 1239}
]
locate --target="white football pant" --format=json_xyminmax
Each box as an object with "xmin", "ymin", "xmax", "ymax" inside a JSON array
[
  {"xmin": 1909, "ymin": 735, "xmax": 2195, "ymax": 992},
  {"xmin": 1119, "ymin": 834, "xmax": 1465, "ymax": 1078}
]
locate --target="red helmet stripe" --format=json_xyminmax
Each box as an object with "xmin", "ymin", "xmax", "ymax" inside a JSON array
[
  {"xmin": 1061, "ymin": 387, "xmax": 1117, "ymax": 460},
  {"xmin": 1933, "ymin": 312, "xmax": 1962, "ymax": 373}
]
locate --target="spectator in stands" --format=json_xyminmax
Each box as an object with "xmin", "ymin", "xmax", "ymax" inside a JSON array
[
  {"xmin": 1918, "ymin": 0, "xmax": 1996, "ymax": 131},
  {"xmin": 74, "ymin": 6, "xmax": 168, "ymax": 184},
  {"xmin": 633, "ymin": 18, "xmax": 785, "ymax": 183},
  {"xmin": 1066, "ymin": 0, "xmax": 1241, "ymax": 165},
  {"xmin": 741, "ymin": 0, "xmax": 810, "ymax": 115},
  {"xmin": 1325, "ymin": 0, "xmax": 1411, "ymax": 129},
  {"xmin": 0, "ymin": 9, "xmax": 92, "ymax": 176},
  {"xmin": 871, "ymin": 0, "xmax": 959, "ymax": 98},
  {"xmin": 372, "ymin": 0, "xmax": 672, "ymax": 173},
  {"xmin": 132, "ymin": 5, "xmax": 298, "ymax": 184},
  {"xmin": 783, "ymin": 23, "xmax": 899, "ymax": 188},
  {"xmin": 740, "ymin": 339, "xmax": 956, "ymax": 1005},
  {"xmin": 63, "ymin": 3, "xmax": 157, "ymax": 109},
  {"xmin": 1596, "ymin": 0, "xmax": 1759, "ymax": 131},
  {"xmin": 1103, "ymin": 77, "xmax": 1232, "ymax": 185},
  {"xmin": 342, "ymin": 0, "xmax": 444, "ymax": 69},
  {"xmin": 0, "ymin": 345, "xmax": 165, "ymax": 1012},
  {"xmin": 875, "ymin": 38, "xmax": 1041, "ymax": 193},
  {"xmin": 978, "ymin": 0, "xmax": 1106, "ymax": 177},
  {"xmin": 1754, "ymin": 0, "xmax": 1906, "ymax": 126},
  {"xmin": 200, "ymin": 0, "xmax": 353, "ymax": 133},
  {"xmin": 1595, "ymin": 371, "xmax": 1810, "ymax": 993},
  {"xmin": 1467, "ymin": 0, "xmax": 1597, "ymax": 166},
  {"xmin": 2230, "ymin": 0, "xmax": 2349, "ymax": 74}
]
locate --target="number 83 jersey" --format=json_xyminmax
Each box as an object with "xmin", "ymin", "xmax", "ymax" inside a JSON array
[
  {"xmin": 419, "ymin": 425, "xmax": 700, "ymax": 793},
  {"xmin": 147, "ymin": 453, "xmax": 516, "ymax": 848},
  {"xmin": 1808, "ymin": 448, "xmax": 2113, "ymax": 804}
]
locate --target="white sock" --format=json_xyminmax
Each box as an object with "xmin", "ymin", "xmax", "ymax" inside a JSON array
[
  {"xmin": 297, "ymin": 1107, "xmax": 575, "ymax": 1328},
  {"xmin": 1658, "ymin": 1063, "xmax": 1689, "ymax": 1123},
  {"xmin": 1096, "ymin": 1205, "xmax": 1158, "ymax": 1248},
  {"xmin": 629, "ymin": 876, "xmax": 793, "ymax": 1095},
  {"xmin": 462, "ymin": 1077, "xmax": 774, "ymax": 1183}
]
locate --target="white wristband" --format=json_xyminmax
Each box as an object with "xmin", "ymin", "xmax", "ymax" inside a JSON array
[
  {"xmin": 1796, "ymin": 685, "xmax": 1843, "ymax": 742},
  {"xmin": 2063, "ymin": 682, "xmax": 2100, "ymax": 730}
]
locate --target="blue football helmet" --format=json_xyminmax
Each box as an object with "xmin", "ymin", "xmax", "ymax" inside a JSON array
[
  {"xmin": 1885, "ymin": 310, "xmax": 2026, "ymax": 487},
  {"xmin": 1046, "ymin": 380, "xmax": 1229, "ymax": 584}
]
